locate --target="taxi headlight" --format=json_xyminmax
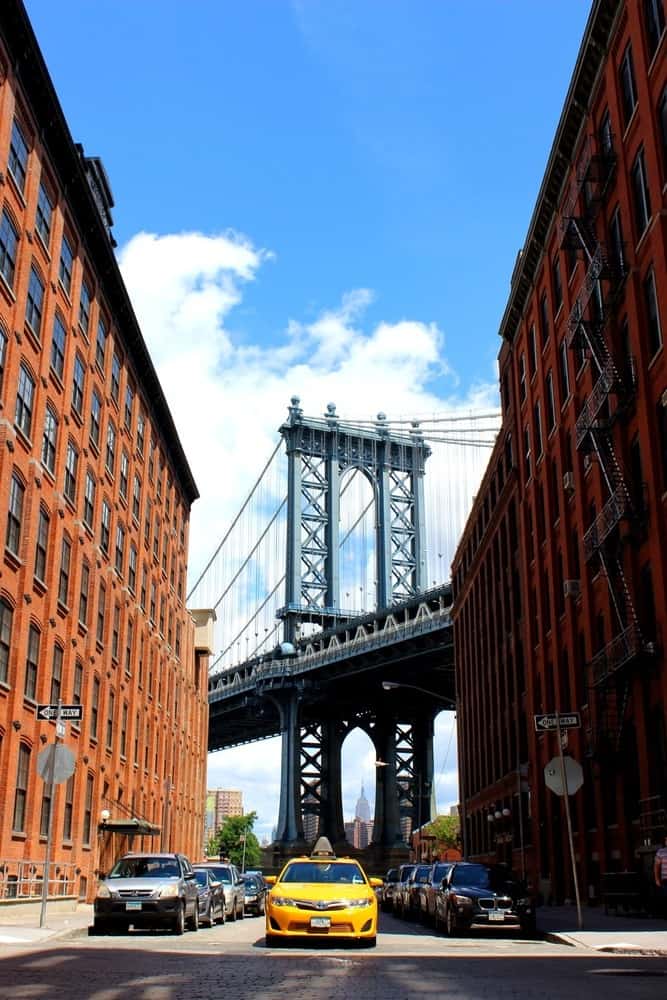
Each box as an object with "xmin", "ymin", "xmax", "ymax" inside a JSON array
[
  {"xmin": 271, "ymin": 896, "xmax": 296, "ymax": 907},
  {"xmin": 346, "ymin": 897, "xmax": 374, "ymax": 908},
  {"xmin": 158, "ymin": 884, "xmax": 180, "ymax": 898},
  {"xmin": 96, "ymin": 883, "xmax": 112, "ymax": 899}
]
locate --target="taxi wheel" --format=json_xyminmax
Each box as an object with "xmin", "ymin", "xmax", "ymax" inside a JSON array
[
  {"xmin": 265, "ymin": 933, "xmax": 286, "ymax": 948},
  {"xmin": 359, "ymin": 936, "xmax": 376, "ymax": 948}
]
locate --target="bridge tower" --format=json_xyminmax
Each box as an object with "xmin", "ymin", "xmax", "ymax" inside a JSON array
[{"xmin": 273, "ymin": 399, "xmax": 437, "ymax": 854}]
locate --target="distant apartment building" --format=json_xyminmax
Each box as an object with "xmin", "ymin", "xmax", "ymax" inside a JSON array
[
  {"xmin": 0, "ymin": 0, "xmax": 212, "ymax": 900},
  {"xmin": 452, "ymin": 0, "xmax": 666, "ymax": 902},
  {"xmin": 204, "ymin": 788, "xmax": 243, "ymax": 845}
]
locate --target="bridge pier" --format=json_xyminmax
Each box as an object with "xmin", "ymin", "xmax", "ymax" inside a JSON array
[
  {"xmin": 372, "ymin": 718, "xmax": 404, "ymax": 847},
  {"xmin": 271, "ymin": 688, "xmax": 305, "ymax": 845},
  {"xmin": 318, "ymin": 719, "xmax": 346, "ymax": 846}
]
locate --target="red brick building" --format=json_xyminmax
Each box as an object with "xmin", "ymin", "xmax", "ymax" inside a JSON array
[
  {"xmin": 0, "ymin": 1, "xmax": 211, "ymax": 900},
  {"xmin": 452, "ymin": 0, "xmax": 666, "ymax": 903}
]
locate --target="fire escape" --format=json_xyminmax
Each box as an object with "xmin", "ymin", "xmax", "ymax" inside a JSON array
[{"xmin": 559, "ymin": 133, "xmax": 648, "ymax": 758}]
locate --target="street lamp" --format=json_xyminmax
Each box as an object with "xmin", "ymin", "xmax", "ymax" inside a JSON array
[{"xmin": 381, "ymin": 681, "xmax": 456, "ymax": 708}]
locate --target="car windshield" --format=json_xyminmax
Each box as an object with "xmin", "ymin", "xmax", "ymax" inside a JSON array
[
  {"xmin": 451, "ymin": 864, "xmax": 522, "ymax": 892},
  {"xmin": 197, "ymin": 866, "xmax": 231, "ymax": 883},
  {"xmin": 109, "ymin": 857, "xmax": 179, "ymax": 879},
  {"xmin": 433, "ymin": 864, "xmax": 452, "ymax": 882},
  {"xmin": 194, "ymin": 870, "xmax": 209, "ymax": 887},
  {"xmin": 280, "ymin": 862, "xmax": 366, "ymax": 885},
  {"xmin": 244, "ymin": 876, "xmax": 260, "ymax": 891}
]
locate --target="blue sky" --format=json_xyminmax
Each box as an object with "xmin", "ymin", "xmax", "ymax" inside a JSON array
[{"xmin": 24, "ymin": 0, "xmax": 592, "ymax": 841}]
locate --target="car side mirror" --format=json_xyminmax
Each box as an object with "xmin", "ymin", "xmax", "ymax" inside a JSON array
[
  {"xmin": 184, "ymin": 871, "xmax": 195, "ymax": 880},
  {"xmin": 369, "ymin": 877, "xmax": 383, "ymax": 888}
]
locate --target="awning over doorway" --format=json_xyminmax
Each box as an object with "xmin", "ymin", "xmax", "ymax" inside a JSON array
[{"xmin": 98, "ymin": 817, "xmax": 161, "ymax": 836}]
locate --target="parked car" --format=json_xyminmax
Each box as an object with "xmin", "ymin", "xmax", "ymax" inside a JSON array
[
  {"xmin": 242, "ymin": 873, "xmax": 268, "ymax": 915},
  {"xmin": 194, "ymin": 862, "xmax": 245, "ymax": 920},
  {"xmin": 435, "ymin": 862, "xmax": 536, "ymax": 936},
  {"xmin": 419, "ymin": 861, "xmax": 454, "ymax": 925},
  {"xmin": 92, "ymin": 852, "xmax": 199, "ymax": 935},
  {"xmin": 193, "ymin": 867, "xmax": 225, "ymax": 926},
  {"xmin": 265, "ymin": 837, "xmax": 381, "ymax": 947},
  {"xmin": 379, "ymin": 868, "xmax": 399, "ymax": 912},
  {"xmin": 392, "ymin": 863, "xmax": 416, "ymax": 917},
  {"xmin": 403, "ymin": 864, "xmax": 433, "ymax": 920}
]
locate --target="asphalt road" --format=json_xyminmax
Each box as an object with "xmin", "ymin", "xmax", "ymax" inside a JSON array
[{"xmin": 0, "ymin": 910, "xmax": 664, "ymax": 999}]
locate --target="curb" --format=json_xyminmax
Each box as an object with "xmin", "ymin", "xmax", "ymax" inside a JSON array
[{"xmin": 542, "ymin": 930, "xmax": 579, "ymax": 948}]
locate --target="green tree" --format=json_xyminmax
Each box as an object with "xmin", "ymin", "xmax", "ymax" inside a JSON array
[
  {"xmin": 423, "ymin": 814, "xmax": 460, "ymax": 850},
  {"xmin": 208, "ymin": 811, "xmax": 261, "ymax": 870}
]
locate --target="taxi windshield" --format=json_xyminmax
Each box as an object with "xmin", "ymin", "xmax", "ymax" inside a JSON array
[{"xmin": 280, "ymin": 862, "xmax": 365, "ymax": 885}]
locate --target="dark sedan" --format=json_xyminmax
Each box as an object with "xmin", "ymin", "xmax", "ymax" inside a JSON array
[
  {"xmin": 241, "ymin": 873, "xmax": 267, "ymax": 915},
  {"xmin": 435, "ymin": 862, "xmax": 536, "ymax": 936},
  {"xmin": 194, "ymin": 868, "xmax": 225, "ymax": 926}
]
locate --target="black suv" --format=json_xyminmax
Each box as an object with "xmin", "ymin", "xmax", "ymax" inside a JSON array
[
  {"xmin": 93, "ymin": 852, "xmax": 199, "ymax": 935},
  {"xmin": 435, "ymin": 862, "xmax": 536, "ymax": 936}
]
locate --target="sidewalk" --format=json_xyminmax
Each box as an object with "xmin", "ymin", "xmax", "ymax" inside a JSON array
[
  {"xmin": 0, "ymin": 902, "xmax": 92, "ymax": 945},
  {"xmin": 538, "ymin": 904, "xmax": 667, "ymax": 955}
]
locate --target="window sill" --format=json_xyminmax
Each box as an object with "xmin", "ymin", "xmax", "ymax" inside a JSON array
[
  {"xmin": 0, "ymin": 270, "xmax": 16, "ymax": 306},
  {"xmin": 33, "ymin": 576, "xmax": 47, "ymax": 597},
  {"xmin": 57, "ymin": 600, "xmax": 69, "ymax": 619},
  {"xmin": 23, "ymin": 322, "xmax": 42, "ymax": 354},
  {"xmin": 4, "ymin": 548, "xmax": 22, "ymax": 572}
]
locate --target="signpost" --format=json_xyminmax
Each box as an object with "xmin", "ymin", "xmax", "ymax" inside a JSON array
[
  {"xmin": 536, "ymin": 711, "xmax": 583, "ymax": 931},
  {"xmin": 35, "ymin": 702, "xmax": 81, "ymax": 928}
]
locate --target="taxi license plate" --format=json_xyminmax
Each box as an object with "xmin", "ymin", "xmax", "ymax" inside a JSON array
[
  {"xmin": 488, "ymin": 911, "xmax": 506, "ymax": 921},
  {"xmin": 309, "ymin": 917, "xmax": 330, "ymax": 929},
  {"xmin": 125, "ymin": 901, "xmax": 142, "ymax": 911}
]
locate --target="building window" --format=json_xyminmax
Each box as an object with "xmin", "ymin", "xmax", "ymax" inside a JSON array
[
  {"xmin": 125, "ymin": 618, "xmax": 134, "ymax": 674},
  {"xmin": 140, "ymin": 566, "xmax": 147, "ymax": 612},
  {"xmin": 79, "ymin": 279, "xmax": 92, "ymax": 335},
  {"xmin": 82, "ymin": 773, "xmax": 94, "ymax": 845},
  {"xmin": 34, "ymin": 507, "xmax": 49, "ymax": 582},
  {"xmin": 110, "ymin": 353, "xmax": 121, "ymax": 405},
  {"xmin": 558, "ymin": 341, "xmax": 570, "ymax": 403},
  {"xmin": 644, "ymin": 0, "xmax": 665, "ymax": 60},
  {"xmin": 91, "ymin": 679, "xmax": 100, "ymax": 742},
  {"xmin": 132, "ymin": 475, "xmax": 141, "ymax": 522},
  {"xmin": 149, "ymin": 580, "xmax": 156, "ymax": 624},
  {"xmin": 599, "ymin": 108, "xmax": 614, "ymax": 159},
  {"xmin": 124, "ymin": 383, "xmax": 134, "ymax": 431},
  {"xmin": 539, "ymin": 292, "xmax": 550, "ymax": 346},
  {"xmin": 0, "ymin": 210, "xmax": 19, "ymax": 289},
  {"xmin": 12, "ymin": 745, "xmax": 31, "ymax": 833},
  {"xmin": 519, "ymin": 353, "xmax": 526, "ymax": 402},
  {"xmin": 659, "ymin": 87, "xmax": 667, "ymax": 180},
  {"xmin": 58, "ymin": 536, "xmax": 71, "ymax": 606},
  {"xmin": 8, "ymin": 119, "xmax": 28, "ymax": 193},
  {"xmin": 128, "ymin": 544, "xmax": 137, "ymax": 593},
  {"xmin": 26, "ymin": 267, "xmax": 45, "ymax": 336},
  {"xmin": 96, "ymin": 318, "xmax": 107, "ymax": 370},
  {"xmin": 6, "ymin": 473, "xmax": 25, "ymax": 556},
  {"xmin": 162, "ymin": 533, "xmax": 168, "ymax": 575},
  {"xmin": 609, "ymin": 205, "xmax": 626, "ymax": 278},
  {"xmin": 619, "ymin": 43, "xmax": 638, "ymax": 127},
  {"xmin": 631, "ymin": 148, "xmax": 652, "ymax": 239},
  {"xmin": 83, "ymin": 471, "xmax": 96, "ymax": 529},
  {"xmin": 100, "ymin": 499, "xmax": 111, "ymax": 554},
  {"xmin": 50, "ymin": 644, "xmax": 63, "ymax": 703},
  {"xmin": 0, "ymin": 599, "xmax": 12, "ymax": 684},
  {"xmin": 119, "ymin": 451, "xmax": 129, "ymax": 500},
  {"xmin": 50, "ymin": 313, "xmax": 67, "ymax": 380},
  {"xmin": 15, "ymin": 363, "xmax": 35, "ymax": 438},
  {"xmin": 644, "ymin": 269, "xmax": 663, "ymax": 357},
  {"xmin": 120, "ymin": 701, "xmax": 128, "ymax": 757},
  {"xmin": 64, "ymin": 441, "xmax": 79, "ymax": 504},
  {"xmin": 136, "ymin": 409, "xmax": 145, "ymax": 455},
  {"xmin": 90, "ymin": 389, "xmax": 102, "ymax": 449},
  {"xmin": 36, "ymin": 182, "xmax": 53, "ymax": 245},
  {"xmin": 546, "ymin": 371, "xmax": 556, "ymax": 432},
  {"xmin": 96, "ymin": 581, "xmax": 106, "ymax": 644},
  {"xmin": 533, "ymin": 401, "xmax": 543, "ymax": 459},
  {"xmin": 524, "ymin": 425, "xmax": 532, "ymax": 480},
  {"xmin": 105, "ymin": 421, "xmax": 116, "ymax": 475},
  {"xmin": 63, "ymin": 775, "xmax": 74, "ymax": 841},
  {"xmin": 115, "ymin": 523, "xmax": 125, "ymax": 576},
  {"xmin": 73, "ymin": 658, "xmax": 83, "ymax": 706},
  {"xmin": 106, "ymin": 689, "xmax": 115, "ymax": 751},
  {"xmin": 153, "ymin": 515, "xmax": 160, "ymax": 560},
  {"xmin": 71, "ymin": 354, "xmax": 85, "ymax": 416},
  {"xmin": 144, "ymin": 499, "xmax": 152, "ymax": 545},
  {"xmin": 59, "ymin": 234, "xmax": 74, "ymax": 295},
  {"xmin": 528, "ymin": 325, "xmax": 537, "ymax": 377},
  {"xmin": 0, "ymin": 329, "xmax": 6, "ymax": 395},
  {"xmin": 24, "ymin": 624, "xmax": 40, "ymax": 701},
  {"xmin": 148, "ymin": 439, "xmax": 156, "ymax": 482},
  {"xmin": 41, "ymin": 406, "xmax": 58, "ymax": 475},
  {"xmin": 134, "ymin": 711, "xmax": 140, "ymax": 765},
  {"xmin": 79, "ymin": 561, "xmax": 90, "ymax": 626},
  {"xmin": 552, "ymin": 256, "xmax": 563, "ymax": 312}
]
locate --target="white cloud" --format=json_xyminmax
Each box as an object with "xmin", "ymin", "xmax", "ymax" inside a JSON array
[{"xmin": 118, "ymin": 229, "xmax": 496, "ymax": 844}]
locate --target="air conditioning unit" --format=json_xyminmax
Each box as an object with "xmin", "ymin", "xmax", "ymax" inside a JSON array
[
  {"xmin": 563, "ymin": 579, "xmax": 581, "ymax": 598},
  {"xmin": 562, "ymin": 471, "xmax": 575, "ymax": 493}
]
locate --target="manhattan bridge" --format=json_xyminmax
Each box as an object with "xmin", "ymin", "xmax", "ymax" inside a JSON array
[{"xmin": 188, "ymin": 398, "xmax": 499, "ymax": 865}]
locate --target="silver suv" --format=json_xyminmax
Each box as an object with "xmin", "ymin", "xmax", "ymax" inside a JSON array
[
  {"xmin": 194, "ymin": 862, "xmax": 245, "ymax": 920},
  {"xmin": 92, "ymin": 852, "xmax": 199, "ymax": 935}
]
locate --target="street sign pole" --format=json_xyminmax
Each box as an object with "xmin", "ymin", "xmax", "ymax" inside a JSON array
[
  {"xmin": 556, "ymin": 713, "xmax": 582, "ymax": 931},
  {"xmin": 39, "ymin": 699, "xmax": 62, "ymax": 929}
]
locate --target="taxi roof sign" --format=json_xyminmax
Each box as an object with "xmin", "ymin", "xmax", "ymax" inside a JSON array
[{"xmin": 310, "ymin": 836, "xmax": 336, "ymax": 859}]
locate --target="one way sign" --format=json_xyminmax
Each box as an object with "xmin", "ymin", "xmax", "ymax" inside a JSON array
[
  {"xmin": 534, "ymin": 713, "xmax": 581, "ymax": 732},
  {"xmin": 36, "ymin": 704, "xmax": 83, "ymax": 721}
]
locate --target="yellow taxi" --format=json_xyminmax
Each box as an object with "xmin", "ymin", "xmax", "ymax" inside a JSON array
[{"xmin": 265, "ymin": 837, "xmax": 381, "ymax": 947}]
